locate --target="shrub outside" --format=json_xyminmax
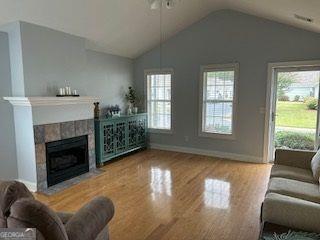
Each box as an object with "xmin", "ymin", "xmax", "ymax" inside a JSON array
[
  {"xmin": 278, "ymin": 95, "xmax": 289, "ymax": 101},
  {"xmin": 294, "ymin": 95, "xmax": 300, "ymax": 102},
  {"xmin": 304, "ymin": 97, "xmax": 318, "ymax": 110},
  {"xmin": 275, "ymin": 131, "xmax": 314, "ymax": 150}
]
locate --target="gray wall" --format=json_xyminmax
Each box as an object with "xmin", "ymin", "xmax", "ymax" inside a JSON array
[
  {"xmin": 0, "ymin": 32, "xmax": 17, "ymax": 179},
  {"xmin": 133, "ymin": 10, "xmax": 320, "ymax": 160},
  {"xmin": 20, "ymin": 22, "xmax": 87, "ymax": 97},
  {"xmin": 19, "ymin": 22, "xmax": 133, "ymax": 109},
  {"xmin": 85, "ymin": 50, "xmax": 133, "ymax": 109}
]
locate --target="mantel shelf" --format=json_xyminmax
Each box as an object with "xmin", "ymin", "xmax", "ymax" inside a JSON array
[{"xmin": 3, "ymin": 96, "xmax": 100, "ymax": 107}]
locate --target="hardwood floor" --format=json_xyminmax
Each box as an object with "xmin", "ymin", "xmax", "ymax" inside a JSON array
[{"xmin": 35, "ymin": 149, "xmax": 271, "ymax": 240}]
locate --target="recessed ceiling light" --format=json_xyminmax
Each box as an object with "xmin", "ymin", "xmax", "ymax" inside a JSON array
[{"xmin": 294, "ymin": 14, "xmax": 313, "ymax": 23}]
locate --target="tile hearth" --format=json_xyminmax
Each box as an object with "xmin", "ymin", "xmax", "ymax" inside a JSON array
[
  {"xmin": 41, "ymin": 169, "xmax": 103, "ymax": 195},
  {"xmin": 34, "ymin": 119, "xmax": 96, "ymax": 192}
]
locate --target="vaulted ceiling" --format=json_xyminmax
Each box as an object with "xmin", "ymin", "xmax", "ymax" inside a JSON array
[{"xmin": 0, "ymin": 0, "xmax": 319, "ymax": 58}]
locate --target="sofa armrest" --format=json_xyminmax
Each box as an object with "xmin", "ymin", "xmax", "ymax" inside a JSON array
[
  {"xmin": 262, "ymin": 193, "xmax": 320, "ymax": 233},
  {"xmin": 65, "ymin": 196, "xmax": 114, "ymax": 240},
  {"xmin": 274, "ymin": 149, "xmax": 315, "ymax": 169}
]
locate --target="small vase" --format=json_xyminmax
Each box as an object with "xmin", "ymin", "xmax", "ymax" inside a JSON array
[
  {"xmin": 94, "ymin": 102, "xmax": 100, "ymax": 119},
  {"xmin": 127, "ymin": 103, "xmax": 133, "ymax": 115},
  {"xmin": 133, "ymin": 107, "xmax": 138, "ymax": 114}
]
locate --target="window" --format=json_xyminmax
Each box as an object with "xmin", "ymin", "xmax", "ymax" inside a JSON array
[
  {"xmin": 199, "ymin": 63, "xmax": 238, "ymax": 138},
  {"xmin": 145, "ymin": 69, "xmax": 172, "ymax": 132}
]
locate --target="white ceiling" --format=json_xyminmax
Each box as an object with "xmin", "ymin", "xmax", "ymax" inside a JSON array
[{"xmin": 0, "ymin": 0, "xmax": 319, "ymax": 58}]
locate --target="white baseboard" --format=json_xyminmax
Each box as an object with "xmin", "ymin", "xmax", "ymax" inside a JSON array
[
  {"xmin": 15, "ymin": 179, "xmax": 37, "ymax": 192},
  {"xmin": 149, "ymin": 143, "xmax": 263, "ymax": 163}
]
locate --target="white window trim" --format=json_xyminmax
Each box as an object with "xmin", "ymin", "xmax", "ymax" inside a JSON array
[
  {"xmin": 198, "ymin": 63, "xmax": 239, "ymax": 140},
  {"xmin": 144, "ymin": 68, "xmax": 174, "ymax": 134}
]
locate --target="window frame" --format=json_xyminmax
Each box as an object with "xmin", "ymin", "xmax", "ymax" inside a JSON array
[
  {"xmin": 144, "ymin": 68, "xmax": 174, "ymax": 134},
  {"xmin": 198, "ymin": 63, "xmax": 239, "ymax": 140}
]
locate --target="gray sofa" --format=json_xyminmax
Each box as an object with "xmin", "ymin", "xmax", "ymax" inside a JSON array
[
  {"xmin": 0, "ymin": 181, "xmax": 115, "ymax": 240},
  {"xmin": 261, "ymin": 149, "xmax": 320, "ymax": 233}
]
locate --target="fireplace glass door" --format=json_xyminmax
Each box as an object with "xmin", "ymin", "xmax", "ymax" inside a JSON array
[{"xmin": 46, "ymin": 135, "xmax": 89, "ymax": 187}]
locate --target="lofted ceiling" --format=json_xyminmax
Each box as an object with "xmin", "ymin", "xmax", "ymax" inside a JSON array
[{"xmin": 0, "ymin": 0, "xmax": 319, "ymax": 58}]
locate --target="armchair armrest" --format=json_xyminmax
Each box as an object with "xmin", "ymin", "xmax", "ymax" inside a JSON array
[
  {"xmin": 57, "ymin": 212, "xmax": 73, "ymax": 224},
  {"xmin": 65, "ymin": 196, "xmax": 114, "ymax": 240},
  {"xmin": 7, "ymin": 198, "xmax": 68, "ymax": 240},
  {"xmin": 274, "ymin": 149, "xmax": 315, "ymax": 169}
]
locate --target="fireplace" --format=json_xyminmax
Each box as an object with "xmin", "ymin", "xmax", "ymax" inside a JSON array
[{"xmin": 46, "ymin": 135, "xmax": 89, "ymax": 187}]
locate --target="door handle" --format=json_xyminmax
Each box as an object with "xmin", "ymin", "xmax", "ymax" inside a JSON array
[{"xmin": 271, "ymin": 112, "xmax": 278, "ymax": 121}]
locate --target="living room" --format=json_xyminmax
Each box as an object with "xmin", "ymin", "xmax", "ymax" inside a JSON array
[{"xmin": 0, "ymin": 1, "xmax": 320, "ymax": 239}]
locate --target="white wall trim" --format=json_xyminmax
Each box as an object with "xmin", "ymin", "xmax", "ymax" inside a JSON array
[
  {"xmin": 15, "ymin": 179, "xmax": 37, "ymax": 192},
  {"xmin": 150, "ymin": 143, "xmax": 263, "ymax": 163}
]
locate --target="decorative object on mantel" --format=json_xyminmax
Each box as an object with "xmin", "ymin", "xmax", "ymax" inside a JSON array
[
  {"xmin": 57, "ymin": 93, "xmax": 80, "ymax": 97},
  {"xmin": 59, "ymin": 87, "xmax": 66, "ymax": 95},
  {"xmin": 94, "ymin": 102, "xmax": 100, "ymax": 119},
  {"xmin": 56, "ymin": 81, "xmax": 79, "ymax": 97},
  {"xmin": 125, "ymin": 86, "xmax": 141, "ymax": 115}
]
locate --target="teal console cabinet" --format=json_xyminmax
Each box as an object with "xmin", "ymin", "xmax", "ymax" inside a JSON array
[{"xmin": 95, "ymin": 113, "xmax": 147, "ymax": 165}]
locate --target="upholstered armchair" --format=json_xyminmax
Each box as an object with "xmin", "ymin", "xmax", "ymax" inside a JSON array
[{"xmin": 0, "ymin": 181, "xmax": 115, "ymax": 240}]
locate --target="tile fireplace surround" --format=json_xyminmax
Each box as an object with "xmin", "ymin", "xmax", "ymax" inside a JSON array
[
  {"xmin": 4, "ymin": 96, "xmax": 99, "ymax": 192},
  {"xmin": 34, "ymin": 119, "xmax": 96, "ymax": 191}
]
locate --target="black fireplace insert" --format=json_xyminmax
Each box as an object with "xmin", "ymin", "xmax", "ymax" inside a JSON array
[{"xmin": 46, "ymin": 135, "xmax": 89, "ymax": 187}]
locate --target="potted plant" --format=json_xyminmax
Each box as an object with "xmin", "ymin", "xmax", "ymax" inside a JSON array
[{"xmin": 125, "ymin": 86, "xmax": 138, "ymax": 114}]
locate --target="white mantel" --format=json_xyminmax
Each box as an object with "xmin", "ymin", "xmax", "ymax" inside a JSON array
[
  {"xmin": 4, "ymin": 96, "xmax": 99, "ymax": 125},
  {"xmin": 4, "ymin": 96, "xmax": 99, "ymax": 106}
]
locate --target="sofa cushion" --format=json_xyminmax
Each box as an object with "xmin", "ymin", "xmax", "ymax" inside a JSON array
[
  {"xmin": 311, "ymin": 150, "xmax": 320, "ymax": 181},
  {"xmin": 268, "ymin": 177, "xmax": 320, "ymax": 204},
  {"xmin": 270, "ymin": 165, "xmax": 316, "ymax": 184},
  {"xmin": 262, "ymin": 192, "xmax": 320, "ymax": 233}
]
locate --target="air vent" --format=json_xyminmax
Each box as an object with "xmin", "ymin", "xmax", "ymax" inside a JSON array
[{"xmin": 294, "ymin": 14, "xmax": 313, "ymax": 23}]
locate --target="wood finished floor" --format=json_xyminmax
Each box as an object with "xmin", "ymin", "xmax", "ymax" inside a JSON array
[{"xmin": 35, "ymin": 149, "xmax": 271, "ymax": 240}]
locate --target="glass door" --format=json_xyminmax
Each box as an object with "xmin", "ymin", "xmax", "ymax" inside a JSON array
[{"xmin": 271, "ymin": 69, "xmax": 320, "ymax": 153}]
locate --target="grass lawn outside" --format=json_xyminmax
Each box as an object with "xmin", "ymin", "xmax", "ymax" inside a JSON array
[{"xmin": 276, "ymin": 101, "xmax": 317, "ymax": 129}]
